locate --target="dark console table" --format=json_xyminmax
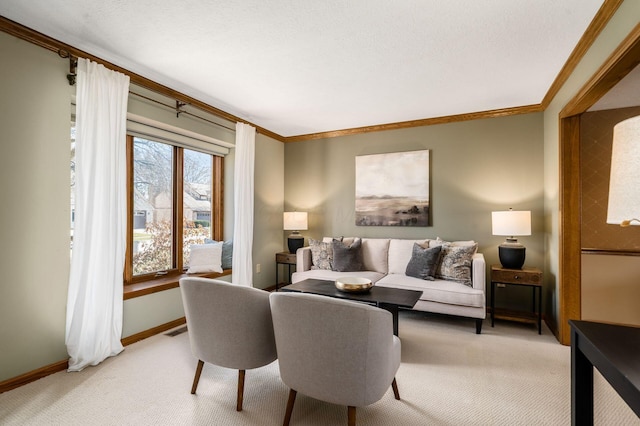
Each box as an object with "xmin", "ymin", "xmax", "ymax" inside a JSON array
[{"xmin": 570, "ymin": 320, "xmax": 640, "ymax": 425}]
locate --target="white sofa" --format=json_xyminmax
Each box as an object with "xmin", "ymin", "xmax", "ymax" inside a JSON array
[{"xmin": 291, "ymin": 237, "xmax": 486, "ymax": 333}]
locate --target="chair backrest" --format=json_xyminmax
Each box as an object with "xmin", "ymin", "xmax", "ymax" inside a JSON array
[
  {"xmin": 269, "ymin": 292, "xmax": 400, "ymax": 407},
  {"xmin": 180, "ymin": 277, "xmax": 277, "ymax": 370}
]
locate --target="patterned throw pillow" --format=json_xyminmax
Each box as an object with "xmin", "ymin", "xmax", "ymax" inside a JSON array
[
  {"xmin": 309, "ymin": 238, "xmax": 333, "ymax": 270},
  {"xmin": 331, "ymin": 238, "xmax": 363, "ymax": 272},
  {"xmin": 436, "ymin": 243, "xmax": 478, "ymax": 286},
  {"xmin": 405, "ymin": 243, "xmax": 442, "ymax": 280}
]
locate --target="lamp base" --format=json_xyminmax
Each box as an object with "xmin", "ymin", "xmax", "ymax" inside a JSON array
[
  {"xmin": 498, "ymin": 241, "xmax": 526, "ymax": 269},
  {"xmin": 288, "ymin": 233, "xmax": 304, "ymax": 254}
]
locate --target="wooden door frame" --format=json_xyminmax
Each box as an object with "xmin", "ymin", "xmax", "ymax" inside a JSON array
[{"xmin": 558, "ymin": 24, "xmax": 640, "ymax": 345}]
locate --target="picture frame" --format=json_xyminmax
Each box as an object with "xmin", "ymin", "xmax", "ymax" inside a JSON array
[{"xmin": 355, "ymin": 149, "xmax": 431, "ymax": 226}]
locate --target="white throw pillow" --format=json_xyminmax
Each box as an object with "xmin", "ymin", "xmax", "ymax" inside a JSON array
[
  {"xmin": 187, "ymin": 242, "xmax": 223, "ymax": 273},
  {"xmin": 361, "ymin": 238, "xmax": 391, "ymax": 274}
]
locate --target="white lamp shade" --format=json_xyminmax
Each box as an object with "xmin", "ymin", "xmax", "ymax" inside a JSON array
[
  {"xmin": 492, "ymin": 210, "xmax": 531, "ymax": 236},
  {"xmin": 283, "ymin": 212, "xmax": 308, "ymax": 231},
  {"xmin": 607, "ymin": 115, "xmax": 640, "ymax": 225}
]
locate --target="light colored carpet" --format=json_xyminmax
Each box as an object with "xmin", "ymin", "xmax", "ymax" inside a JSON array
[{"xmin": 1, "ymin": 311, "xmax": 638, "ymax": 425}]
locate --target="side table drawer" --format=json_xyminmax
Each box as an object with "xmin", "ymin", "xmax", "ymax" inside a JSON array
[
  {"xmin": 276, "ymin": 252, "xmax": 297, "ymax": 264},
  {"xmin": 492, "ymin": 269, "xmax": 541, "ymax": 285}
]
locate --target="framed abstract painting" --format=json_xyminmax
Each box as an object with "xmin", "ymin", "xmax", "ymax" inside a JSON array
[{"xmin": 355, "ymin": 149, "xmax": 431, "ymax": 226}]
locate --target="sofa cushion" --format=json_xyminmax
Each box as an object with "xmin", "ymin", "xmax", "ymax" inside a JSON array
[
  {"xmin": 376, "ymin": 274, "xmax": 485, "ymax": 308},
  {"xmin": 388, "ymin": 239, "xmax": 430, "ymax": 274},
  {"xmin": 309, "ymin": 239, "xmax": 333, "ymax": 270},
  {"xmin": 405, "ymin": 244, "xmax": 442, "ymax": 281},
  {"xmin": 332, "ymin": 238, "xmax": 364, "ymax": 272},
  {"xmin": 361, "ymin": 238, "xmax": 390, "ymax": 274},
  {"xmin": 436, "ymin": 244, "xmax": 478, "ymax": 286}
]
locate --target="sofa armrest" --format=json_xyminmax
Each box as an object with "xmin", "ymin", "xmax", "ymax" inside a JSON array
[
  {"xmin": 297, "ymin": 246, "xmax": 313, "ymax": 272},
  {"xmin": 471, "ymin": 253, "xmax": 486, "ymax": 292}
]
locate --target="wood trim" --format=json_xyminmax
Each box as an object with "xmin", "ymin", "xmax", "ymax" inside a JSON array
[
  {"xmin": 558, "ymin": 23, "xmax": 640, "ymax": 346},
  {"xmin": 2, "ymin": 12, "xmax": 624, "ymax": 144},
  {"xmin": 120, "ymin": 317, "xmax": 186, "ymax": 346},
  {"xmin": 0, "ymin": 359, "xmax": 68, "ymax": 394},
  {"xmin": 541, "ymin": 0, "xmax": 624, "ymax": 108},
  {"xmin": 0, "ymin": 317, "xmax": 188, "ymax": 394},
  {"xmin": 212, "ymin": 156, "xmax": 224, "ymax": 240},
  {"xmin": 559, "ymin": 115, "xmax": 582, "ymax": 345},
  {"xmin": 582, "ymin": 249, "xmax": 640, "ymax": 256},
  {"xmin": 124, "ymin": 135, "xmax": 134, "ymax": 282},
  {"xmin": 123, "ymin": 269, "xmax": 231, "ymax": 300},
  {"xmin": 283, "ymin": 104, "xmax": 543, "ymax": 143},
  {"xmin": 0, "ymin": 16, "xmax": 285, "ymax": 143},
  {"xmin": 175, "ymin": 147, "xmax": 184, "ymax": 270},
  {"xmin": 561, "ymin": 23, "xmax": 640, "ymax": 117}
]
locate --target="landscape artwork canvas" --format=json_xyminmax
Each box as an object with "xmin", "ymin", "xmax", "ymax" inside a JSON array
[{"xmin": 355, "ymin": 150, "xmax": 430, "ymax": 226}]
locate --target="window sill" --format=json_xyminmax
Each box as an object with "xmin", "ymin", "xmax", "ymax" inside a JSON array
[{"xmin": 123, "ymin": 269, "xmax": 232, "ymax": 300}]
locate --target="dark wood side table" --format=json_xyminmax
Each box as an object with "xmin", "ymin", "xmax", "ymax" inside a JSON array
[
  {"xmin": 490, "ymin": 265, "xmax": 543, "ymax": 334},
  {"xmin": 275, "ymin": 251, "xmax": 297, "ymax": 291},
  {"xmin": 570, "ymin": 320, "xmax": 640, "ymax": 425}
]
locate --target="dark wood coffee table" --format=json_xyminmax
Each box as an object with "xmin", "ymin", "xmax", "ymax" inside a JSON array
[{"xmin": 280, "ymin": 278, "xmax": 423, "ymax": 336}]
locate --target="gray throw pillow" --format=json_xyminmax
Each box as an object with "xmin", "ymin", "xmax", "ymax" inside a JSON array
[
  {"xmin": 205, "ymin": 239, "xmax": 233, "ymax": 269},
  {"xmin": 405, "ymin": 243, "xmax": 442, "ymax": 280},
  {"xmin": 331, "ymin": 238, "xmax": 363, "ymax": 272}
]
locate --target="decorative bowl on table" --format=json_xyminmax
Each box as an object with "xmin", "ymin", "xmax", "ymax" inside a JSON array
[{"xmin": 335, "ymin": 277, "xmax": 373, "ymax": 293}]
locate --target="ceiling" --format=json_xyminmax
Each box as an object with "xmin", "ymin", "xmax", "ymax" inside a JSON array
[{"xmin": 0, "ymin": 0, "xmax": 607, "ymax": 138}]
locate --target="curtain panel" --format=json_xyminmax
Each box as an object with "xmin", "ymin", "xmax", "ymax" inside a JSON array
[
  {"xmin": 232, "ymin": 123, "xmax": 256, "ymax": 286},
  {"xmin": 66, "ymin": 58, "xmax": 130, "ymax": 371}
]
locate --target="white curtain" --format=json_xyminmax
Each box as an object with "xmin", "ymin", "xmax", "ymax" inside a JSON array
[
  {"xmin": 232, "ymin": 123, "xmax": 256, "ymax": 286},
  {"xmin": 66, "ymin": 58, "xmax": 130, "ymax": 371}
]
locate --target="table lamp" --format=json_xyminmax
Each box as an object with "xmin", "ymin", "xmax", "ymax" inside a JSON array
[
  {"xmin": 492, "ymin": 209, "xmax": 531, "ymax": 269},
  {"xmin": 284, "ymin": 211, "xmax": 308, "ymax": 254},
  {"xmin": 607, "ymin": 115, "xmax": 640, "ymax": 227}
]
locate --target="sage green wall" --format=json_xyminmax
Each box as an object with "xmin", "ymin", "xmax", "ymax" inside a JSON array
[
  {"xmin": 285, "ymin": 113, "xmax": 545, "ymax": 311},
  {"xmin": 0, "ymin": 30, "xmax": 285, "ymax": 382},
  {"xmin": 543, "ymin": 0, "xmax": 640, "ymax": 333},
  {"xmin": 0, "ymin": 31, "xmax": 73, "ymax": 382},
  {"xmin": 252, "ymin": 133, "xmax": 285, "ymax": 289}
]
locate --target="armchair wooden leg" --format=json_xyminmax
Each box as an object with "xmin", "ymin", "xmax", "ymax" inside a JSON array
[
  {"xmin": 283, "ymin": 389, "xmax": 297, "ymax": 426},
  {"xmin": 392, "ymin": 377, "xmax": 400, "ymax": 400},
  {"xmin": 348, "ymin": 406, "xmax": 356, "ymax": 426},
  {"xmin": 237, "ymin": 369, "xmax": 245, "ymax": 411},
  {"xmin": 191, "ymin": 360, "xmax": 204, "ymax": 394},
  {"xmin": 476, "ymin": 319, "xmax": 483, "ymax": 334}
]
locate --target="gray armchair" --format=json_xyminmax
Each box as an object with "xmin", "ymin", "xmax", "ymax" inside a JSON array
[
  {"xmin": 179, "ymin": 277, "xmax": 277, "ymax": 411},
  {"xmin": 269, "ymin": 292, "xmax": 401, "ymax": 426}
]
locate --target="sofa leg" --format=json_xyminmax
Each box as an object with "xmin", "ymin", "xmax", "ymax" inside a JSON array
[{"xmin": 476, "ymin": 319, "xmax": 483, "ymax": 334}]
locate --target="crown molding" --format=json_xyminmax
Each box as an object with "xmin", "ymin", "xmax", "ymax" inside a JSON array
[
  {"xmin": 1, "ymin": 0, "xmax": 624, "ymax": 144},
  {"xmin": 0, "ymin": 16, "xmax": 286, "ymax": 142},
  {"xmin": 541, "ymin": 0, "xmax": 625, "ymax": 109},
  {"xmin": 283, "ymin": 104, "xmax": 543, "ymax": 143},
  {"xmin": 561, "ymin": 22, "xmax": 640, "ymax": 118}
]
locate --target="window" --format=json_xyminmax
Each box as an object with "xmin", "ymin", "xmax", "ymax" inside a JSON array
[{"xmin": 125, "ymin": 135, "xmax": 224, "ymax": 284}]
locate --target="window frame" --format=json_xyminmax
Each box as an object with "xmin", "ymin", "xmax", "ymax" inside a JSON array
[{"xmin": 124, "ymin": 134, "xmax": 225, "ymax": 287}]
